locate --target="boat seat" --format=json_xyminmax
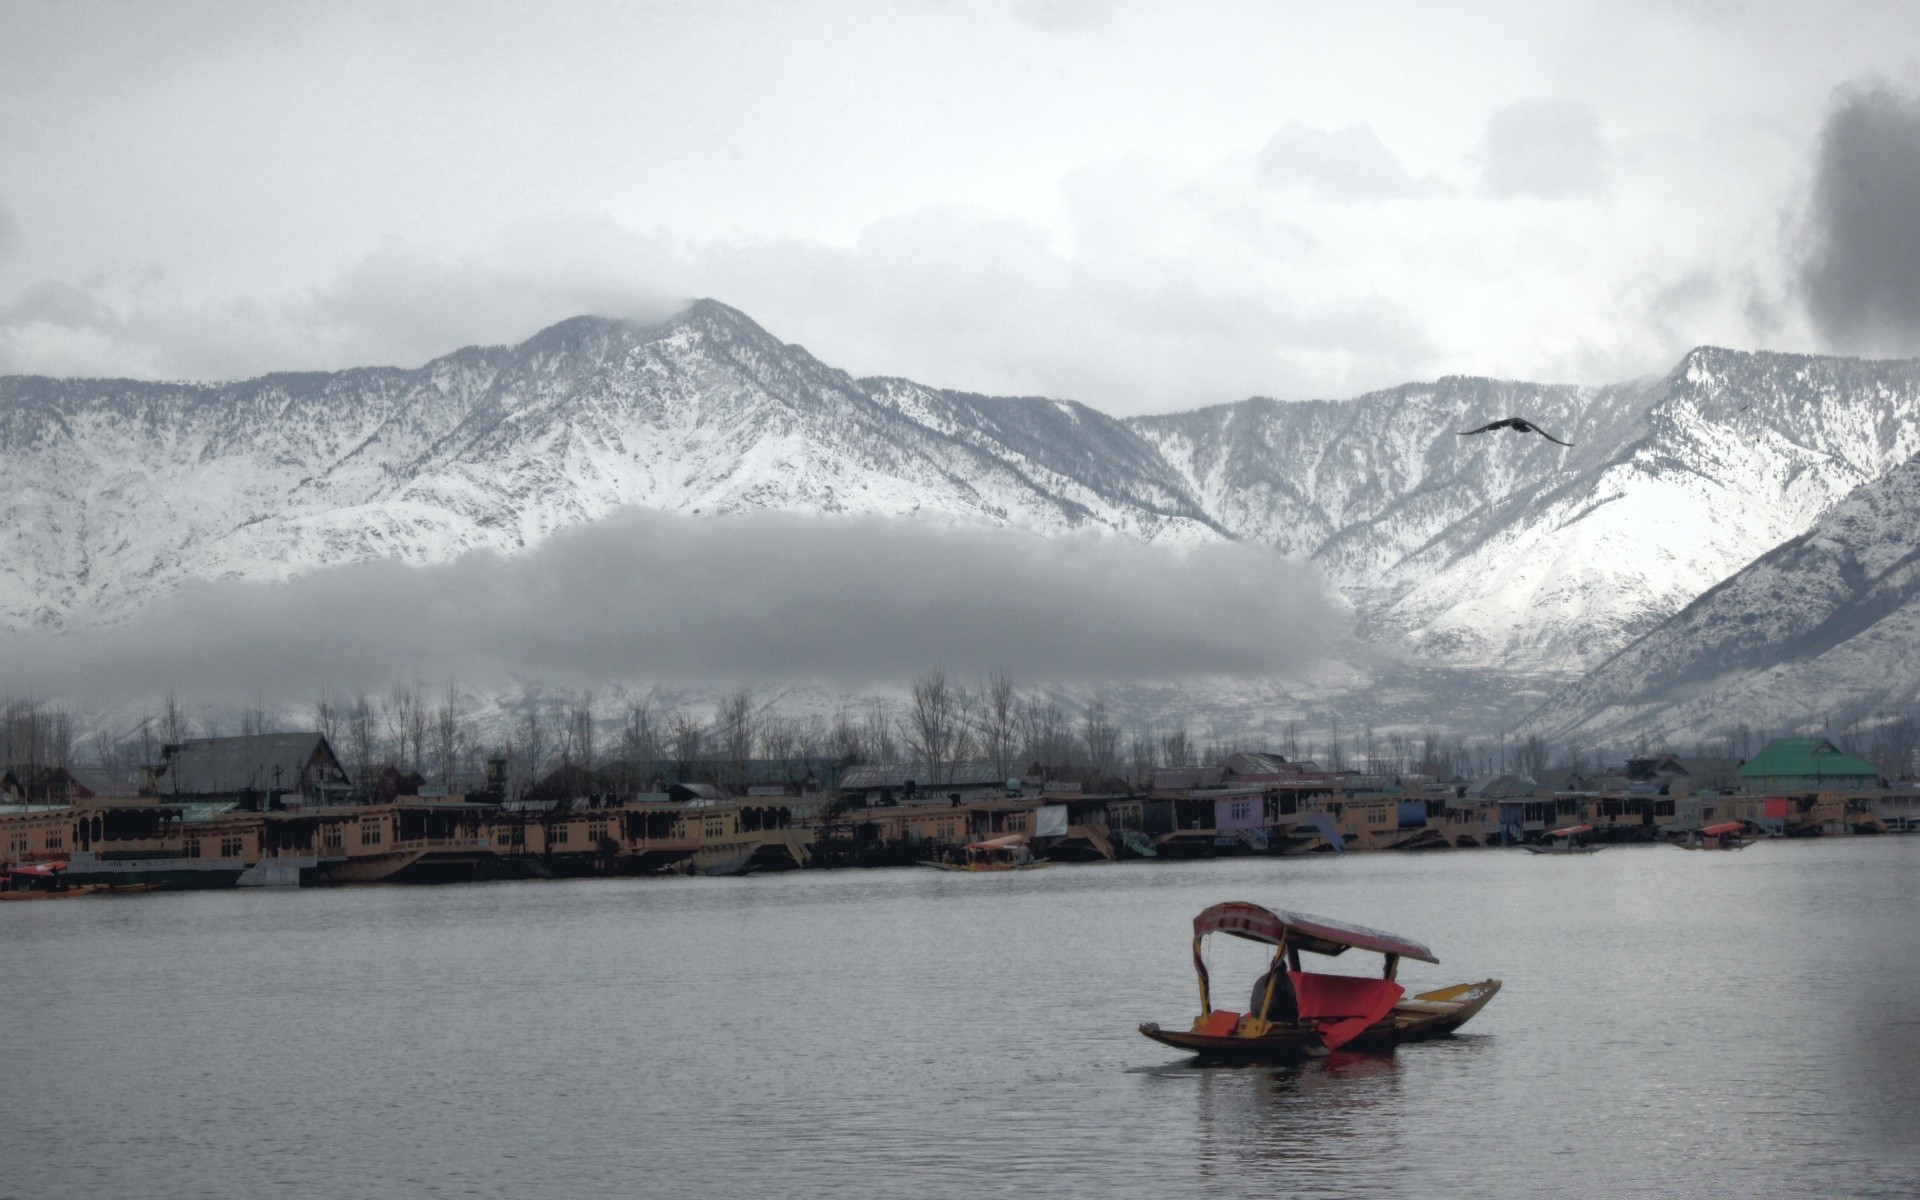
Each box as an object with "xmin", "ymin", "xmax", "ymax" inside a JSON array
[
  {"xmin": 1195, "ymin": 1009, "xmax": 1241, "ymax": 1037},
  {"xmin": 1393, "ymin": 998, "xmax": 1464, "ymax": 1015}
]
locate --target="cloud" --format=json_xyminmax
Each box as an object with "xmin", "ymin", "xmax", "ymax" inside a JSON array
[
  {"xmin": 1257, "ymin": 124, "xmax": 1446, "ymax": 202},
  {"xmin": 1474, "ymin": 99, "xmax": 1609, "ymax": 199},
  {"xmin": 0, "ymin": 509, "xmax": 1353, "ymax": 703},
  {"xmin": 1799, "ymin": 83, "xmax": 1920, "ymax": 355},
  {"xmin": 0, "ymin": 202, "xmax": 17, "ymax": 262}
]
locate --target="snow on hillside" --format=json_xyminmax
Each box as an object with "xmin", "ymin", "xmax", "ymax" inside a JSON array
[
  {"xmin": 5, "ymin": 301, "xmax": 1920, "ymax": 701},
  {"xmin": 1529, "ymin": 449, "xmax": 1920, "ymax": 742}
]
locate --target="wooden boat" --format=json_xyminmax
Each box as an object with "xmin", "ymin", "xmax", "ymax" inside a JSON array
[
  {"xmin": 1674, "ymin": 820, "xmax": 1757, "ymax": 850},
  {"xmin": 1139, "ymin": 901, "xmax": 1500, "ymax": 1063},
  {"xmin": 0, "ymin": 863, "xmax": 102, "ymax": 900},
  {"xmin": 1522, "ymin": 823, "xmax": 1601, "ymax": 854},
  {"xmin": 921, "ymin": 834, "xmax": 1048, "ymax": 872}
]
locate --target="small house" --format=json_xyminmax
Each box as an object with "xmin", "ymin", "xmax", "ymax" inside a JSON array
[{"xmin": 1737, "ymin": 739, "xmax": 1877, "ymax": 793}]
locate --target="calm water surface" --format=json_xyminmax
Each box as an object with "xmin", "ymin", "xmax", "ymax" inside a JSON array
[{"xmin": 3, "ymin": 839, "xmax": 1918, "ymax": 1198}]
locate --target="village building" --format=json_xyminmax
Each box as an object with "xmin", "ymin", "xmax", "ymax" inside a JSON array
[
  {"xmin": 838, "ymin": 761, "xmax": 1009, "ymax": 808},
  {"xmin": 1639, "ymin": 756, "xmax": 1744, "ymax": 794},
  {"xmin": 153, "ymin": 733, "xmax": 354, "ymax": 808},
  {"xmin": 1737, "ymin": 738, "xmax": 1878, "ymax": 792}
]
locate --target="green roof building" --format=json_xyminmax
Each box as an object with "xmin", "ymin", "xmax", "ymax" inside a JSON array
[{"xmin": 1736, "ymin": 738, "xmax": 1878, "ymax": 792}]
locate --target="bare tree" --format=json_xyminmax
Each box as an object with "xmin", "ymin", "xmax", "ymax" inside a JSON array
[
  {"xmin": 566, "ymin": 694, "xmax": 597, "ymax": 779},
  {"xmin": 1126, "ymin": 729, "xmax": 1155, "ymax": 790},
  {"xmin": 616, "ymin": 699, "xmax": 662, "ymax": 793},
  {"xmin": 982, "ymin": 669, "xmax": 1019, "ymax": 781},
  {"xmin": 717, "ymin": 689, "xmax": 756, "ymax": 790},
  {"xmin": 385, "ymin": 684, "xmax": 419, "ymax": 772},
  {"xmin": 315, "ymin": 695, "xmax": 340, "ymax": 750},
  {"xmin": 829, "ymin": 707, "xmax": 863, "ymax": 762},
  {"xmin": 669, "ymin": 708, "xmax": 706, "ymax": 764},
  {"xmin": 1020, "ymin": 696, "xmax": 1068, "ymax": 779},
  {"xmin": 240, "ymin": 691, "xmax": 274, "ymax": 738},
  {"xmin": 1081, "ymin": 698, "xmax": 1118, "ymax": 786},
  {"xmin": 905, "ymin": 667, "xmax": 958, "ymax": 786},
  {"xmin": 518, "ymin": 697, "xmax": 549, "ymax": 791},
  {"xmin": 433, "ymin": 685, "xmax": 464, "ymax": 787},
  {"xmin": 348, "ymin": 691, "xmax": 376, "ymax": 796},
  {"xmin": 1515, "ymin": 734, "xmax": 1551, "ymax": 778},
  {"xmin": 161, "ymin": 689, "xmax": 189, "ymax": 745},
  {"xmin": 1160, "ymin": 723, "xmax": 1192, "ymax": 769},
  {"xmin": 864, "ymin": 698, "xmax": 897, "ymax": 764}
]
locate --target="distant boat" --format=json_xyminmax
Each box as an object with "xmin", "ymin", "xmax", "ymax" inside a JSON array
[
  {"xmin": 1522, "ymin": 824, "xmax": 1601, "ymax": 854},
  {"xmin": 921, "ymin": 834, "xmax": 1047, "ymax": 872},
  {"xmin": 1674, "ymin": 820, "xmax": 1757, "ymax": 851},
  {"xmin": 1139, "ymin": 901, "xmax": 1500, "ymax": 1063},
  {"xmin": 0, "ymin": 863, "xmax": 101, "ymax": 900}
]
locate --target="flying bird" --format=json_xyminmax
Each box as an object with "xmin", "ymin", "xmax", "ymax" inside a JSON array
[{"xmin": 1456, "ymin": 417, "xmax": 1572, "ymax": 447}]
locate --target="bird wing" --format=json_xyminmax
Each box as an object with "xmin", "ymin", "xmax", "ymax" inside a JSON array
[
  {"xmin": 1531, "ymin": 426, "xmax": 1573, "ymax": 447},
  {"xmin": 1456, "ymin": 421, "xmax": 1504, "ymax": 436}
]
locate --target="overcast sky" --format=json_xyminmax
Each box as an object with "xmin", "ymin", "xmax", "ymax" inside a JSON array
[{"xmin": 5, "ymin": 1, "xmax": 1920, "ymax": 413}]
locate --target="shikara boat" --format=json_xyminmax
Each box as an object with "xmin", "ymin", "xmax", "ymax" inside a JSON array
[
  {"xmin": 1674, "ymin": 820, "xmax": 1757, "ymax": 850},
  {"xmin": 0, "ymin": 863, "xmax": 101, "ymax": 900},
  {"xmin": 1139, "ymin": 902, "xmax": 1500, "ymax": 1063},
  {"xmin": 1522, "ymin": 824, "xmax": 1601, "ymax": 854},
  {"xmin": 923, "ymin": 834, "xmax": 1047, "ymax": 872}
]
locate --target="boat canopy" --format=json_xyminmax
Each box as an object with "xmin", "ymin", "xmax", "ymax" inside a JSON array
[
  {"xmin": 6, "ymin": 863, "xmax": 62, "ymax": 877},
  {"xmin": 1192, "ymin": 901, "xmax": 1438, "ymax": 964},
  {"xmin": 1547, "ymin": 824, "xmax": 1592, "ymax": 837},
  {"xmin": 1697, "ymin": 821, "xmax": 1746, "ymax": 836},
  {"xmin": 965, "ymin": 834, "xmax": 1027, "ymax": 852}
]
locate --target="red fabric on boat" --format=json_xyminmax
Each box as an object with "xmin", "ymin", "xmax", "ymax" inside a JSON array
[
  {"xmin": 1288, "ymin": 971, "xmax": 1404, "ymax": 1051},
  {"xmin": 1764, "ymin": 798, "xmax": 1789, "ymax": 820},
  {"xmin": 1197, "ymin": 1010, "xmax": 1241, "ymax": 1037},
  {"xmin": 1698, "ymin": 821, "xmax": 1745, "ymax": 836}
]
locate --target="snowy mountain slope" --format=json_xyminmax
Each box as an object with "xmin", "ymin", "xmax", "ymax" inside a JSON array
[
  {"xmin": 6, "ymin": 300, "xmax": 1920, "ymax": 693},
  {"xmin": 1130, "ymin": 348, "xmax": 1920, "ymax": 669},
  {"xmin": 1528, "ymin": 450, "xmax": 1920, "ymax": 741},
  {"xmin": 0, "ymin": 301, "xmax": 1217, "ymax": 629}
]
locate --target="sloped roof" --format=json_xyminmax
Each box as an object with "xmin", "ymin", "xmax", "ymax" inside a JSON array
[
  {"xmin": 1466, "ymin": 773, "xmax": 1539, "ymax": 799},
  {"xmin": 1737, "ymin": 738, "xmax": 1876, "ymax": 780},
  {"xmin": 159, "ymin": 734, "xmax": 346, "ymax": 796},
  {"xmin": 1222, "ymin": 752, "xmax": 1292, "ymax": 776},
  {"xmin": 1655, "ymin": 756, "xmax": 1743, "ymax": 777},
  {"xmin": 840, "ymin": 761, "xmax": 1005, "ymax": 790},
  {"xmin": 64, "ymin": 766, "xmax": 144, "ymax": 798}
]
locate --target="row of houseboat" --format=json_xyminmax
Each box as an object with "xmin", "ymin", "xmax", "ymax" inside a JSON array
[{"xmin": 2, "ymin": 734, "xmax": 1912, "ymax": 894}]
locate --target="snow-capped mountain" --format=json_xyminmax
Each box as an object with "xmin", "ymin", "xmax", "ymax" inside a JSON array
[
  {"xmin": 5, "ymin": 299, "xmax": 1920, "ymax": 694},
  {"xmin": 1528, "ymin": 449, "xmax": 1920, "ymax": 742},
  {"xmin": 1132, "ymin": 348, "xmax": 1920, "ymax": 670},
  {"xmin": 0, "ymin": 301, "xmax": 1215, "ymax": 628}
]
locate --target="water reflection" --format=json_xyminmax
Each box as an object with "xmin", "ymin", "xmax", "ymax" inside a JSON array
[{"xmin": 4, "ymin": 842, "xmax": 1919, "ymax": 1198}]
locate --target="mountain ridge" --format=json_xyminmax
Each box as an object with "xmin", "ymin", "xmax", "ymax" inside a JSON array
[{"xmin": 6, "ymin": 300, "xmax": 1920, "ymax": 699}]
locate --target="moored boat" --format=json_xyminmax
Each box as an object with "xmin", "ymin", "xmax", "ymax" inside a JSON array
[
  {"xmin": 0, "ymin": 863, "xmax": 101, "ymax": 900},
  {"xmin": 921, "ymin": 834, "xmax": 1047, "ymax": 872},
  {"xmin": 1139, "ymin": 901, "xmax": 1500, "ymax": 1063},
  {"xmin": 1522, "ymin": 824, "xmax": 1601, "ymax": 854},
  {"xmin": 1674, "ymin": 820, "xmax": 1758, "ymax": 850}
]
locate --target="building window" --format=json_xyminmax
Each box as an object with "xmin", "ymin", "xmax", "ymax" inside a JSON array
[
  {"xmin": 220, "ymin": 835, "xmax": 244, "ymax": 858},
  {"xmin": 550, "ymin": 824, "xmax": 570, "ymax": 845},
  {"xmin": 587, "ymin": 820, "xmax": 608, "ymax": 843},
  {"xmin": 185, "ymin": 838, "xmax": 201, "ymax": 858},
  {"xmin": 360, "ymin": 819, "xmax": 383, "ymax": 846}
]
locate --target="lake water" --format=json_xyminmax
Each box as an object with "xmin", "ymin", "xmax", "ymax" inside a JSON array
[{"xmin": 3, "ymin": 839, "xmax": 1918, "ymax": 1198}]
